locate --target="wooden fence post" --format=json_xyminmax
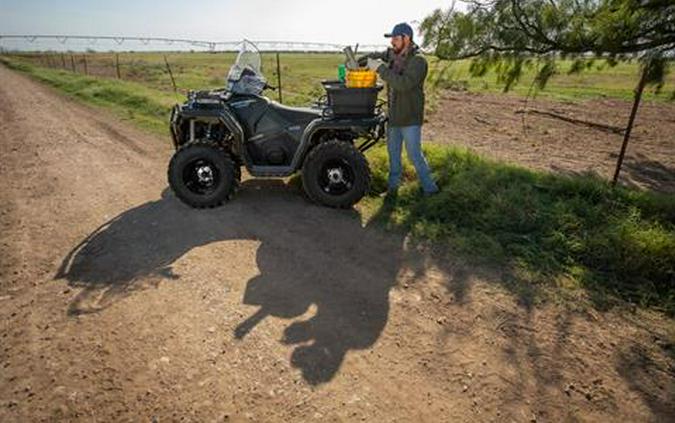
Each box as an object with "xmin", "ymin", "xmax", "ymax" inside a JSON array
[
  {"xmin": 82, "ymin": 54, "xmax": 88, "ymax": 75},
  {"xmin": 70, "ymin": 54, "xmax": 76, "ymax": 72},
  {"xmin": 115, "ymin": 53, "xmax": 121, "ymax": 79},
  {"xmin": 61, "ymin": 53, "xmax": 66, "ymax": 69}
]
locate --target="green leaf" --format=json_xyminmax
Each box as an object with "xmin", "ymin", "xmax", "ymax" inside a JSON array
[
  {"xmin": 535, "ymin": 60, "xmax": 557, "ymax": 90},
  {"xmin": 643, "ymin": 56, "xmax": 668, "ymax": 93}
]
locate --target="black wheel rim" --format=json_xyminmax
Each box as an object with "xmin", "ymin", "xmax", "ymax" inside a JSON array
[
  {"xmin": 183, "ymin": 158, "xmax": 220, "ymax": 195},
  {"xmin": 318, "ymin": 158, "xmax": 355, "ymax": 196}
]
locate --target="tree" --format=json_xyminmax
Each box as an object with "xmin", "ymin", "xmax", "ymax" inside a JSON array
[{"xmin": 420, "ymin": 0, "xmax": 674, "ymax": 185}]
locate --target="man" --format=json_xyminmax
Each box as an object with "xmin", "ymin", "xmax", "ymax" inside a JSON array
[{"xmin": 359, "ymin": 22, "xmax": 439, "ymax": 197}]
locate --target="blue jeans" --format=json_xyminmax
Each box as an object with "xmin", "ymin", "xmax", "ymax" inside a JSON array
[{"xmin": 387, "ymin": 125, "xmax": 438, "ymax": 193}]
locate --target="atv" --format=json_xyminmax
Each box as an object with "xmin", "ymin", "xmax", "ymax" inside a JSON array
[{"xmin": 168, "ymin": 41, "xmax": 387, "ymax": 209}]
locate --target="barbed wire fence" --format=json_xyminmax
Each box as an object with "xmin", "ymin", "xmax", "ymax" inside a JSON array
[{"xmin": 0, "ymin": 35, "xmax": 390, "ymax": 103}]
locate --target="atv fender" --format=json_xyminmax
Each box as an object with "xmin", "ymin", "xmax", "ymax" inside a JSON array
[
  {"xmin": 171, "ymin": 104, "xmax": 246, "ymax": 158},
  {"xmin": 290, "ymin": 115, "xmax": 386, "ymax": 170}
]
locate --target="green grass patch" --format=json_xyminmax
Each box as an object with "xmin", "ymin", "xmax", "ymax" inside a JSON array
[
  {"xmin": 363, "ymin": 145, "xmax": 675, "ymax": 314},
  {"xmin": 426, "ymin": 57, "xmax": 675, "ymax": 103}
]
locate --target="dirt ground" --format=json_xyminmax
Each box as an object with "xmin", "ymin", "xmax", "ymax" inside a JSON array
[
  {"xmin": 0, "ymin": 64, "xmax": 674, "ymax": 422},
  {"xmin": 424, "ymin": 91, "xmax": 675, "ymax": 193}
]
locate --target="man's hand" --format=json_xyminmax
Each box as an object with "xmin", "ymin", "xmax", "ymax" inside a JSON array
[{"xmin": 367, "ymin": 58, "xmax": 385, "ymax": 72}]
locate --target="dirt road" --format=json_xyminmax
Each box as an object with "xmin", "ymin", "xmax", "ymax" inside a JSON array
[{"xmin": 1, "ymin": 64, "xmax": 673, "ymax": 422}]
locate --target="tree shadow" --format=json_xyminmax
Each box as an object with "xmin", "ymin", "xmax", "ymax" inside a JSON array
[
  {"xmin": 547, "ymin": 153, "xmax": 675, "ymax": 195},
  {"xmin": 55, "ymin": 181, "xmax": 407, "ymax": 384},
  {"xmin": 615, "ymin": 341, "xmax": 675, "ymax": 421},
  {"xmin": 621, "ymin": 153, "xmax": 675, "ymax": 194}
]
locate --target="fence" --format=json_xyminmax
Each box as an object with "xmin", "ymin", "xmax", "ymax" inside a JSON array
[
  {"xmin": 2, "ymin": 50, "xmax": 353, "ymax": 105},
  {"xmin": 12, "ymin": 51, "xmax": 148, "ymax": 79}
]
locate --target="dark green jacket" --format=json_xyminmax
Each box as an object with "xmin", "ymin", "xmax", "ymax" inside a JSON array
[{"xmin": 365, "ymin": 46, "xmax": 428, "ymax": 127}]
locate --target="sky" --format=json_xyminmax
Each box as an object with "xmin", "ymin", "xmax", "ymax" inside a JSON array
[{"xmin": 0, "ymin": 0, "xmax": 458, "ymax": 51}]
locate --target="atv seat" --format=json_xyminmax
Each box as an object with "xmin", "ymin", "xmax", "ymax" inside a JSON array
[{"xmin": 269, "ymin": 101, "xmax": 322, "ymax": 124}]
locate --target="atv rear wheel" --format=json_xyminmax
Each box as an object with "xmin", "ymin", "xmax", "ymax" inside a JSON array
[
  {"xmin": 302, "ymin": 140, "xmax": 370, "ymax": 208},
  {"xmin": 168, "ymin": 141, "xmax": 239, "ymax": 208}
]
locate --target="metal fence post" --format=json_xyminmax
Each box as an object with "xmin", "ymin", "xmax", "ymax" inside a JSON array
[
  {"xmin": 115, "ymin": 53, "xmax": 121, "ymax": 79},
  {"xmin": 276, "ymin": 52, "xmax": 283, "ymax": 103},
  {"xmin": 163, "ymin": 55, "xmax": 178, "ymax": 96}
]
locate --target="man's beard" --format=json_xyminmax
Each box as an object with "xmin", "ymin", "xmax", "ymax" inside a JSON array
[{"xmin": 392, "ymin": 43, "xmax": 409, "ymax": 55}]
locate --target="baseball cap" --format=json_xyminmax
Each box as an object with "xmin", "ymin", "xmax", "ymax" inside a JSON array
[{"xmin": 384, "ymin": 23, "xmax": 414, "ymax": 39}]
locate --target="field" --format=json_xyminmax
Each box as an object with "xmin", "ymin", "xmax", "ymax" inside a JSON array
[
  {"xmin": 1, "ymin": 51, "xmax": 674, "ymax": 421},
  {"xmin": 9, "ymin": 51, "xmax": 675, "ymax": 106}
]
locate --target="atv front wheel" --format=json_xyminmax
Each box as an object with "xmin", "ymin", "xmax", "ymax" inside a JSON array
[
  {"xmin": 168, "ymin": 141, "xmax": 239, "ymax": 208},
  {"xmin": 302, "ymin": 140, "xmax": 370, "ymax": 208}
]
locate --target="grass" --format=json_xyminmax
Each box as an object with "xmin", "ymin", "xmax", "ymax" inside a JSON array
[
  {"xmin": 6, "ymin": 51, "xmax": 347, "ymax": 107},
  {"xmin": 426, "ymin": 58, "xmax": 675, "ymax": 102},
  {"xmin": 7, "ymin": 51, "xmax": 675, "ymax": 108},
  {"xmin": 2, "ymin": 54, "xmax": 674, "ymax": 316},
  {"xmin": 362, "ymin": 145, "xmax": 675, "ymax": 314}
]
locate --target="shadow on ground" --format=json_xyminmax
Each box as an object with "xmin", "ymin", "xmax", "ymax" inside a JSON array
[
  {"xmin": 53, "ymin": 180, "xmax": 675, "ymax": 418},
  {"xmin": 55, "ymin": 180, "xmax": 419, "ymax": 384},
  {"xmin": 622, "ymin": 153, "xmax": 675, "ymax": 194}
]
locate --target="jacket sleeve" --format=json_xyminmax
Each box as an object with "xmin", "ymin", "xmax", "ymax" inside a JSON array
[{"xmin": 377, "ymin": 56, "xmax": 427, "ymax": 90}]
